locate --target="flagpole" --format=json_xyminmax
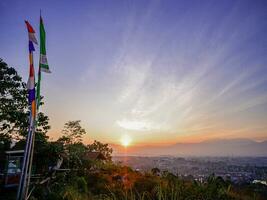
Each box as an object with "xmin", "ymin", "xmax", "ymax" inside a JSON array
[
  {"xmin": 17, "ymin": 109, "xmax": 33, "ymax": 200},
  {"xmin": 21, "ymin": 118, "xmax": 35, "ymax": 199},
  {"xmin": 18, "ymin": 14, "xmax": 50, "ymax": 200},
  {"xmin": 25, "ymin": 101, "xmax": 39, "ymax": 198},
  {"xmin": 17, "ymin": 20, "xmax": 38, "ymax": 200},
  {"xmin": 26, "ymin": 14, "xmax": 42, "ymax": 197},
  {"xmin": 25, "ymin": 118, "xmax": 36, "ymax": 199},
  {"xmin": 26, "ymin": 13, "xmax": 42, "ymax": 197}
]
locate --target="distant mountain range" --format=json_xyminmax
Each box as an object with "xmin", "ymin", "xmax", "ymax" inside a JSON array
[{"xmin": 111, "ymin": 138, "xmax": 267, "ymax": 157}]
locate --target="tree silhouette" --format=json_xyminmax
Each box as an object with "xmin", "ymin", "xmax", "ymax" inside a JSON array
[
  {"xmin": 87, "ymin": 140, "xmax": 113, "ymax": 161},
  {"xmin": 0, "ymin": 58, "xmax": 50, "ymax": 146},
  {"xmin": 60, "ymin": 120, "xmax": 86, "ymax": 144}
]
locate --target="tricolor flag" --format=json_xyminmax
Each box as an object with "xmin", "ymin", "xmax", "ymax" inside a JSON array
[
  {"xmin": 25, "ymin": 21, "xmax": 37, "ymax": 118},
  {"xmin": 25, "ymin": 21, "xmax": 38, "ymax": 45}
]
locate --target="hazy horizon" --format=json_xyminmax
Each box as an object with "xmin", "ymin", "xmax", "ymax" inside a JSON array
[
  {"xmin": 1, "ymin": 0, "xmax": 267, "ymax": 148},
  {"xmin": 109, "ymin": 138, "xmax": 267, "ymax": 156}
]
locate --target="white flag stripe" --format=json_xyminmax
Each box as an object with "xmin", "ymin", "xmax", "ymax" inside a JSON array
[
  {"xmin": 40, "ymin": 54, "xmax": 48, "ymax": 65},
  {"xmin": 40, "ymin": 67, "xmax": 51, "ymax": 73},
  {"xmin": 27, "ymin": 77, "xmax": 35, "ymax": 90},
  {"xmin": 28, "ymin": 33, "xmax": 38, "ymax": 44}
]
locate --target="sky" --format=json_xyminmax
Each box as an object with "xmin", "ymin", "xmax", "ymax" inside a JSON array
[{"xmin": 1, "ymin": 0, "xmax": 267, "ymax": 146}]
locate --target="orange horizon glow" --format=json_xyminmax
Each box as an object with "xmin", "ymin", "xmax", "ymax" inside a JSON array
[{"xmin": 48, "ymin": 130, "xmax": 267, "ymax": 149}]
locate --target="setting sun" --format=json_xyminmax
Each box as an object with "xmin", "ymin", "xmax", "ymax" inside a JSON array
[{"xmin": 120, "ymin": 134, "xmax": 132, "ymax": 147}]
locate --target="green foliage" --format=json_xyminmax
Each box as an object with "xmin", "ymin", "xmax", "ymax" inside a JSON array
[
  {"xmin": 0, "ymin": 59, "xmax": 53, "ymax": 175},
  {"xmin": 0, "ymin": 58, "xmax": 50, "ymax": 145},
  {"xmin": 57, "ymin": 121, "xmax": 87, "ymax": 169},
  {"xmin": 87, "ymin": 140, "xmax": 113, "ymax": 161},
  {"xmin": 33, "ymin": 172, "xmax": 91, "ymax": 200},
  {"xmin": 60, "ymin": 176, "xmax": 89, "ymax": 200},
  {"xmin": 33, "ymin": 141, "xmax": 64, "ymax": 173},
  {"xmin": 24, "ymin": 152, "xmax": 267, "ymax": 200},
  {"xmin": 56, "ymin": 121, "xmax": 113, "ymax": 171},
  {"xmin": 60, "ymin": 120, "xmax": 86, "ymax": 144},
  {"xmin": 0, "ymin": 59, "xmax": 28, "ymax": 140},
  {"xmin": 67, "ymin": 142, "xmax": 88, "ymax": 169}
]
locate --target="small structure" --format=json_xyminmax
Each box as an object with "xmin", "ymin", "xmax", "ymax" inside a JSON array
[
  {"xmin": 83, "ymin": 152, "xmax": 107, "ymax": 171},
  {"xmin": 84, "ymin": 152, "xmax": 106, "ymax": 161},
  {"xmin": 1, "ymin": 150, "xmax": 24, "ymax": 188}
]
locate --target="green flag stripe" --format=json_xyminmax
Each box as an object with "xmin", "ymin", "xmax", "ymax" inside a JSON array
[
  {"xmin": 40, "ymin": 18, "xmax": 46, "ymax": 55},
  {"xmin": 39, "ymin": 17, "xmax": 50, "ymax": 72},
  {"xmin": 37, "ymin": 16, "xmax": 50, "ymax": 110}
]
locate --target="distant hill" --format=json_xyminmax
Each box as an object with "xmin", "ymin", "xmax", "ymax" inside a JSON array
[{"xmin": 111, "ymin": 138, "xmax": 267, "ymax": 156}]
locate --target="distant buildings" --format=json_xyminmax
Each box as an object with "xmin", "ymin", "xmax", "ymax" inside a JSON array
[{"xmin": 113, "ymin": 156, "xmax": 267, "ymax": 184}]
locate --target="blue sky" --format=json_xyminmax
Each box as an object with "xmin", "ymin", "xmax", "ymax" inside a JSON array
[{"xmin": 1, "ymin": 0, "xmax": 267, "ymax": 145}]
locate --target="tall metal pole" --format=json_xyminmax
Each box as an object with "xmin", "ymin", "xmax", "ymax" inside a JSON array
[
  {"xmin": 17, "ymin": 111, "xmax": 34, "ymax": 200},
  {"xmin": 25, "ymin": 119, "xmax": 36, "ymax": 198},
  {"xmin": 22, "ymin": 118, "xmax": 35, "ymax": 199}
]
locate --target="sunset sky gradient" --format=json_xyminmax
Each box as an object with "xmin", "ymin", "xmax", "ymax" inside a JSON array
[{"xmin": 1, "ymin": 0, "xmax": 267, "ymax": 145}]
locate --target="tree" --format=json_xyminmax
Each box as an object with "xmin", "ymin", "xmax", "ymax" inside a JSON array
[
  {"xmin": 60, "ymin": 120, "xmax": 86, "ymax": 144},
  {"xmin": 0, "ymin": 59, "xmax": 50, "ymax": 148},
  {"xmin": 87, "ymin": 140, "xmax": 113, "ymax": 161},
  {"xmin": 57, "ymin": 120, "xmax": 87, "ymax": 169}
]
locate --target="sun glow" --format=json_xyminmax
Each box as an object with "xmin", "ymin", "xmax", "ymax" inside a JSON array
[{"xmin": 120, "ymin": 135, "xmax": 132, "ymax": 147}]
